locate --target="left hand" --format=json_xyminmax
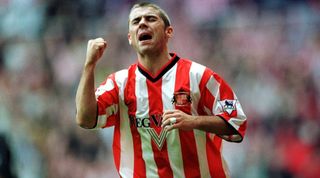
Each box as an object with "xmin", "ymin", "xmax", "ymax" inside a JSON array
[{"xmin": 161, "ymin": 109, "xmax": 196, "ymax": 131}]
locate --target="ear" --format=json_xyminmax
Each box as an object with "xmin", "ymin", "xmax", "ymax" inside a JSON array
[
  {"xmin": 128, "ymin": 33, "xmax": 132, "ymax": 45},
  {"xmin": 165, "ymin": 26, "xmax": 173, "ymax": 39}
]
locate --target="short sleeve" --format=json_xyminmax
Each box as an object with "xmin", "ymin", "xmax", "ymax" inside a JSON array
[
  {"xmin": 94, "ymin": 74, "xmax": 119, "ymax": 128},
  {"xmin": 200, "ymin": 69, "xmax": 247, "ymax": 142}
]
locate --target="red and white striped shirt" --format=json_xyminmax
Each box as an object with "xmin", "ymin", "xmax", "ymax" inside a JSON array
[{"xmin": 95, "ymin": 53, "xmax": 247, "ymax": 178}]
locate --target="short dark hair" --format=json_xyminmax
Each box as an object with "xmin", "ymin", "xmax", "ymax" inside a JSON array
[{"xmin": 129, "ymin": 2, "xmax": 171, "ymax": 28}]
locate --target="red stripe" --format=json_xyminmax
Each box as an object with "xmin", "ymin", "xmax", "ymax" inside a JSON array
[
  {"xmin": 146, "ymin": 79, "xmax": 174, "ymax": 178},
  {"xmin": 97, "ymin": 74, "xmax": 118, "ymax": 118},
  {"xmin": 113, "ymin": 120, "xmax": 121, "ymax": 173},
  {"xmin": 206, "ymin": 135, "xmax": 226, "ymax": 178},
  {"xmin": 198, "ymin": 68, "xmax": 216, "ymax": 114},
  {"xmin": 203, "ymin": 87, "xmax": 215, "ymax": 112},
  {"xmin": 105, "ymin": 75, "xmax": 119, "ymax": 127},
  {"xmin": 125, "ymin": 65, "xmax": 147, "ymax": 178},
  {"xmin": 198, "ymin": 68, "xmax": 212, "ymax": 91},
  {"xmin": 151, "ymin": 142, "xmax": 173, "ymax": 178},
  {"xmin": 109, "ymin": 73, "xmax": 120, "ymax": 173},
  {"xmin": 213, "ymin": 73, "xmax": 234, "ymax": 101},
  {"xmin": 238, "ymin": 120, "xmax": 247, "ymax": 138},
  {"xmin": 175, "ymin": 60, "xmax": 201, "ymax": 178}
]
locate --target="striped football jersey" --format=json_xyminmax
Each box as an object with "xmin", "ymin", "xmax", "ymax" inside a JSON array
[{"xmin": 95, "ymin": 53, "xmax": 247, "ymax": 178}]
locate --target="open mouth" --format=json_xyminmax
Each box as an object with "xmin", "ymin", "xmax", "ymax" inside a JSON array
[{"xmin": 138, "ymin": 33, "xmax": 152, "ymax": 41}]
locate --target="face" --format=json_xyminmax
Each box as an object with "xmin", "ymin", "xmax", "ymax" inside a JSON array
[{"xmin": 128, "ymin": 7, "xmax": 173, "ymax": 55}]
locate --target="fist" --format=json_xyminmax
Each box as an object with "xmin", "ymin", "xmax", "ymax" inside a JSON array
[{"xmin": 86, "ymin": 38, "xmax": 107, "ymax": 65}]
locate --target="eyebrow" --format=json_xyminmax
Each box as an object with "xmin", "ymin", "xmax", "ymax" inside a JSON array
[{"xmin": 130, "ymin": 13, "xmax": 159, "ymax": 22}]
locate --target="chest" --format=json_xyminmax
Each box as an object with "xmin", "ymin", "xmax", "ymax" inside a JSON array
[{"xmin": 125, "ymin": 73, "xmax": 199, "ymax": 116}]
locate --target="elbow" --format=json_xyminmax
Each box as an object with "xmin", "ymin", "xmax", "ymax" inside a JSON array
[
  {"xmin": 76, "ymin": 116, "xmax": 87, "ymax": 128},
  {"xmin": 75, "ymin": 114, "xmax": 88, "ymax": 128},
  {"xmin": 75, "ymin": 112, "xmax": 97, "ymax": 129}
]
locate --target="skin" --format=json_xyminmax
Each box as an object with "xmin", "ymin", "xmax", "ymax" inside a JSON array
[
  {"xmin": 128, "ymin": 6, "xmax": 173, "ymax": 75},
  {"xmin": 75, "ymin": 6, "xmax": 237, "ymax": 136},
  {"xmin": 75, "ymin": 38, "xmax": 107, "ymax": 128},
  {"xmin": 161, "ymin": 110, "xmax": 236, "ymax": 135}
]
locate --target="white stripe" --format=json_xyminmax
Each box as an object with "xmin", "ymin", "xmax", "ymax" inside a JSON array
[
  {"xmin": 227, "ymin": 96, "xmax": 246, "ymax": 131},
  {"xmin": 138, "ymin": 129, "xmax": 159, "ymax": 178},
  {"xmin": 193, "ymin": 130, "xmax": 211, "ymax": 178},
  {"xmin": 228, "ymin": 118, "xmax": 241, "ymax": 130},
  {"xmin": 234, "ymin": 94, "xmax": 247, "ymax": 121},
  {"xmin": 162, "ymin": 65, "xmax": 186, "ymax": 178},
  {"xmin": 115, "ymin": 69, "xmax": 128, "ymax": 101},
  {"xmin": 190, "ymin": 62, "xmax": 211, "ymax": 178},
  {"xmin": 219, "ymin": 140, "xmax": 231, "ymax": 177},
  {"xmin": 189, "ymin": 62, "xmax": 205, "ymax": 115},
  {"xmin": 162, "ymin": 64, "xmax": 177, "ymax": 110},
  {"xmin": 206, "ymin": 76, "xmax": 221, "ymax": 115},
  {"xmin": 206, "ymin": 76, "xmax": 220, "ymax": 98},
  {"xmin": 135, "ymin": 69, "xmax": 159, "ymax": 178},
  {"xmin": 166, "ymin": 130, "xmax": 184, "ymax": 178},
  {"xmin": 115, "ymin": 70, "xmax": 134, "ymax": 178},
  {"xmin": 96, "ymin": 115, "xmax": 107, "ymax": 128},
  {"xmin": 135, "ymin": 68, "xmax": 149, "ymax": 118},
  {"xmin": 118, "ymin": 105, "xmax": 134, "ymax": 178},
  {"xmin": 203, "ymin": 106, "xmax": 212, "ymax": 115}
]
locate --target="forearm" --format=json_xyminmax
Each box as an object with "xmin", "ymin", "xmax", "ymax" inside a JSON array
[
  {"xmin": 193, "ymin": 115, "xmax": 236, "ymax": 135},
  {"xmin": 75, "ymin": 38, "xmax": 107, "ymax": 129},
  {"xmin": 162, "ymin": 110, "xmax": 237, "ymax": 135},
  {"xmin": 75, "ymin": 64, "xmax": 98, "ymax": 129}
]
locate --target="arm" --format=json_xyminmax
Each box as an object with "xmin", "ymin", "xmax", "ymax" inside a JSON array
[
  {"xmin": 75, "ymin": 38, "xmax": 107, "ymax": 129},
  {"xmin": 161, "ymin": 110, "xmax": 237, "ymax": 135}
]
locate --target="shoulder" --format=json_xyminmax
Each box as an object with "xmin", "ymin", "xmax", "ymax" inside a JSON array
[
  {"xmin": 111, "ymin": 63, "xmax": 140, "ymax": 87},
  {"xmin": 177, "ymin": 56, "xmax": 225, "ymax": 86},
  {"xmin": 112, "ymin": 63, "xmax": 137, "ymax": 79},
  {"xmin": 177, "ymin": 57, "xmax": 211, "ymax": 75}
]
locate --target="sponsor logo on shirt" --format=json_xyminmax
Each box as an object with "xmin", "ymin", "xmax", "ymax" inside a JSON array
[{"xmin": 129, "ymin": 114, "xmax": 167, "ymax": 150}]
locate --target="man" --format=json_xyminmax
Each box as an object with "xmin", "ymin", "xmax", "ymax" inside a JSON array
[{"xmin": 76, "ymin": 2, "xmax": 247, "ymax": 178}]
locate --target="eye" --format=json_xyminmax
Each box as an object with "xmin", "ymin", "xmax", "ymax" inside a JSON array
[
  {"xmin": 131, "ymin": 18, "xmax": 140, "ymax": 25},
  {"xmin": 147, "ymin": 16, "xmax": 157, "ymax": 22}
]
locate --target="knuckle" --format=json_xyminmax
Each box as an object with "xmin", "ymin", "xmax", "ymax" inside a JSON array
[{"xmin": 88, "ymin": 40, "xmax": 92, "ymax": 46}]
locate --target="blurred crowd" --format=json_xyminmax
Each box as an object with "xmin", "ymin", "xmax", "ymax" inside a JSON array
[{"xmin": 0, "ymin": 0, "xmax": 320, "ymax": 178}]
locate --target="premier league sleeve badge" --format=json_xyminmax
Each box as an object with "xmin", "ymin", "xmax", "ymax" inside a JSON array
[{"xmin": 218, "ymin": 99, "xmax": 237, "ymax": 116}]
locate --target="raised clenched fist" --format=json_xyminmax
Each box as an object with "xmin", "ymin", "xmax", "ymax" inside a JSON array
[{"xmin": 85, "ymin": 38, "xmax": 107, "ymax": 66}]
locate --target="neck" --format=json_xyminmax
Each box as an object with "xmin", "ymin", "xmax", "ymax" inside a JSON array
[{"xmin": 137, "ymin": 49, "xmax": 171, "ymax": 75}]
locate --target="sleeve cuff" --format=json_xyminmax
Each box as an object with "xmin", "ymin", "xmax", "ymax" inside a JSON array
[{"xmin": 216, "ymin": 115, "xmax": 244, "ymax": 142}]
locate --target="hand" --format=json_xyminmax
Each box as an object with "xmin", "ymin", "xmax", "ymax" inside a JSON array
[
  {"xmin": 85, "ymin": 38, "xmax": 107, "ymax": 66},
  {"xmin": 161, "ymin": 109, "xmax": 196, "ymax": 132}
]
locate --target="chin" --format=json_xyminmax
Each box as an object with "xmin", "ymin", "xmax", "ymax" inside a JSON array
[{"xmin": 138, "ymin": 46, "xmax": 154, "ymax": 53}]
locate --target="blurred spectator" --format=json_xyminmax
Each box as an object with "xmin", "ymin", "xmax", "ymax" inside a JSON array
[{"xmin": 0, "ymin": 135, "xmax": 15, "ymax": 178}]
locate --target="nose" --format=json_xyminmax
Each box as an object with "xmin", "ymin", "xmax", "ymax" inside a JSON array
[{"xmin": 138, "ymin": 17, "xmax": 148, "ymax": 28}]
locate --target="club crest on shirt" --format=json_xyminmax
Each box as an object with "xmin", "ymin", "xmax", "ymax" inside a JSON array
[
  {"xmin": 218, "ymin": 99, "xmax": 237, "ymax": 115},
  {"xmin": 171, "ymin": 91, "xmax": 192, "ymax": 106}
]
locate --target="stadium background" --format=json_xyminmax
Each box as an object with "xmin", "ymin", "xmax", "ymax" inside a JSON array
[{"xmin": 0, "ymin": 0, "xmax": 319, "ymax": 177}]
